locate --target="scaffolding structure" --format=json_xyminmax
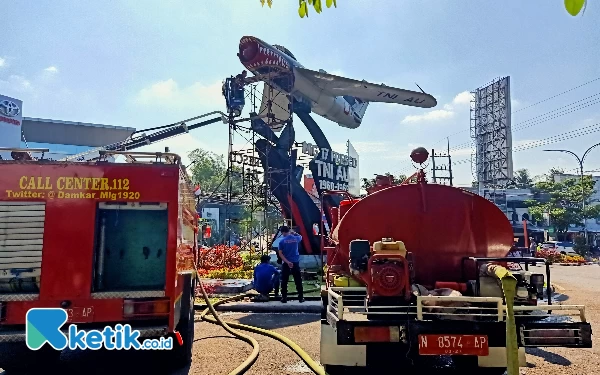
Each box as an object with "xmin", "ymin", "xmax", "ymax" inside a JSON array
[
  {"xmin": 470, "ymin": 76, "xmax": 514, "ymax": 191},
  {"xmin": 204, "ymin": 70, "xmax": 296, "ymax": 253}
]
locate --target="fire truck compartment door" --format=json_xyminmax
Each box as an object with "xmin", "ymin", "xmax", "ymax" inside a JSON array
[{"xmin": 93, "ymin": 203, "xmax": 168, "ymax": 291}]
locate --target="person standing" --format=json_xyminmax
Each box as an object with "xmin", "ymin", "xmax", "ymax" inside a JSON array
[
  {"xmin": 277, "ymin": 225, "xmax": 304, "ymax": 303},
  {"xmin": 529, "ymin": 239, "xmax": 537, "ymax": 257}
]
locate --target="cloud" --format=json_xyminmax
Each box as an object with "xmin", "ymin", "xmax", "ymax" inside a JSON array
[
  {"xmin": 452, "ymin": 91, "xmax": 471, "ymax": 106},
  {"xmin": 401, "ymin": 109, "xmax": 454, "ymax": 124},
  {"xmin": 0, "ymin": 57, "xmax": 5, "ymax": 68},
  {"xmin": 400, "ymin": 90, "xmax": 470, "ymax": 124},
  {"xmin": 0, "ymin": 75, "xmax": 33, "ymax": 93},
  {"xmin": 44, "ymin": 66, "xmax": 59, "ymax": 74},
  {"xmin": 134, "ymin": 79, "xmax": 223, "ymax": 110}
]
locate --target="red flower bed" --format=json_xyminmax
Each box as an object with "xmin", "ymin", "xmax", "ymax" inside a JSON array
[
  {"xmin": 535, "ymin": 249, "xmax": 563, "ymax": 263},
  {"xmin": 197, "ymin": 245, "xmax": 243, "ymax": 273}
]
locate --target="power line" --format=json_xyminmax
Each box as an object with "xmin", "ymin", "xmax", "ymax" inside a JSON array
[
  {"xmin": 430, "ymin": 77, "xmax": 600, "ymax": 147},
  {"xmin": 397, "ymin": 122, "xmax": 600, "ymax": 176},
  {"xmin": 451, "ymin": 122, "xmax": 600, "ymax": 167},
  {"xmin": 514, "ymin": 77, "xmax": 600, "ymax": 113},
  {"xmin": 448, "ymin": 92, "xmax": 600, "ymax": 152}
]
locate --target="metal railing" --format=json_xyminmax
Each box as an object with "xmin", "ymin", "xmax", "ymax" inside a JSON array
[{"xmin": 327, "ymin": 286, "xmax": 587, "ymax": 323}]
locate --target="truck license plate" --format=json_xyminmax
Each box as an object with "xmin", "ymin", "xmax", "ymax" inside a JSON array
[
  {"xmin": 66, "ymin": 307, "xmax": 94, "ymax": 323},
  {"xmin": 418, "ymin": 334, "xmax": 488, "ymax": 356}
]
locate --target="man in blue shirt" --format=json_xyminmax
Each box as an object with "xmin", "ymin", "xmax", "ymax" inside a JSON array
[
  {"xmin": 277, "ymin": 226, "xmax": 304, "ymax": 303},
  {"xmin": 253, "ymin": 255, "xmax": 280, "ymax": 301}
]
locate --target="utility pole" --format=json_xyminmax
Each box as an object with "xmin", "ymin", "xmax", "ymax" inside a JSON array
[
  {"xmin": 431, "ymin": 138, "xmax": 454, "ymax": 186},
  {"xmin": 543, "ymin": 141, "xmax": 600, "ymax": 244}
]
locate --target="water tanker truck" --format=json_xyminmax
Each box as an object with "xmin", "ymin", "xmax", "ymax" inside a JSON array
[{"xmin": 320, "ymin": 148, "xmax": 592, "ymax": 374}]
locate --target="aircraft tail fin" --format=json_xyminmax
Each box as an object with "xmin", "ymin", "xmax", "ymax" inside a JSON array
[
  {"xmin": 344, "ymin": 80, "xmax": 370, "ymax": 122},
  {"xmin": 352, "ymin": 96, "xmax": 369, "ymax": 120}
]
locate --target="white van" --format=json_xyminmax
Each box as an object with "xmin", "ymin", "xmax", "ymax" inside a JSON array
[{"xmin": 542, "ymin": 241, "xmax": 577, "ymax": 255}]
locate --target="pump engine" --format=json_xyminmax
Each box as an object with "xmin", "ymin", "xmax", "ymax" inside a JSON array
[{"xmin": 349, "ymin": 238, "xmax": 412, "ymax": 301}]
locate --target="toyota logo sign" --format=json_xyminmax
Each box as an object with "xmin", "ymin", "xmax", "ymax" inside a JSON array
[{"xmin": 0, "ymin": 100, "xmax": 20, "ymax": 117}]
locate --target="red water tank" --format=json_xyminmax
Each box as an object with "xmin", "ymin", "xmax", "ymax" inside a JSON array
[
  {"xmin": 333, "ymin": 183, "xmax": 513, "ymax": 287},
  {"xmin": 338, "ymin": 199, "xmax": 360, "ymax": 220}
]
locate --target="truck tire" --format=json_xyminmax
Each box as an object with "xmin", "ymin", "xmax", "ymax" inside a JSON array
[{"xmin": 167, "ymin": 277, "xmax": 196, "ymax": 369}]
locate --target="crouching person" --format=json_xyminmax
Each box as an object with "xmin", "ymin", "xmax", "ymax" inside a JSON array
[{"xmin": 253, "ymin": 255, "xmax": 280, "ymax": 301}]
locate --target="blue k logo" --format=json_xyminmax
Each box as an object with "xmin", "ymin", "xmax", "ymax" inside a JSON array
[{"xmin": 26, "ymin": 308, "xmax": 69, "ymax": 350}]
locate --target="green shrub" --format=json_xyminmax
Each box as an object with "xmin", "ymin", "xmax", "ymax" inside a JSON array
[{"xmin": 206, "ymin": 267, "xmax": 253, "ymax": 279}]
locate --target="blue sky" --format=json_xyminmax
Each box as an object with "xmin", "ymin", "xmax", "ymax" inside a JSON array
[{"xmin": 2, "ymin": 1, "xmax": 600, "ymax": 186}]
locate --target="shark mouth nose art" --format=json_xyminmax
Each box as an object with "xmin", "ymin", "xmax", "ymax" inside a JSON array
[{"xmin": 239, "ymin": 37, "xmax": 291, "ymax": 71}]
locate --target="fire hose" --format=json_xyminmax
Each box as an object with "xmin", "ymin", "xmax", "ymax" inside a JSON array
[
  {"xmin": 483, "ymin": 264, "xmax": 519, "ymax": 375},
  {"xmin": 195, "ymin": 264, "xmax": 518, "ymax": 374},
  {"xmin": 196, "ymin": 273, "xmax": 325, "ymax": 375},
  {"xmin": 196, "ymin": 274, "xmax": 260, "ymax": 374}
]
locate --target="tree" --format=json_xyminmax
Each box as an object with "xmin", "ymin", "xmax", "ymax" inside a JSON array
[
  {"xmin": 573, "ymin": 234, "xmax": 590, "ymax": 256},
  {"xmin": 265, "ymin": 0, "xmax": 585, "ymax": 18},
  {"xmin": 565, "ymin": 0, "xmax": 587, "ymax": 16},
  {"xmin": 260, "ymin": 0, "xmax": 337, "ymax": 18},
  {"xmin": 361, "ymin": 173, "xmax": 407, "ymax": 190},
  {"xmin": 510, "ymin": 169, "xmax": 534, "ymax": 189},
  {"xmin": 188, "ymin": 149, "xmax": 268, "ymax": 243},
  {"xmin": 188, "ymin": 149, "xmax": 229, "ymax": 195},
  {"xmin": 525, "ymin": 170, "xmax": 600, "ymax": 240}
]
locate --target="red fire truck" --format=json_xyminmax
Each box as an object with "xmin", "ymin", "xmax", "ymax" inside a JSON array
[{"xmin": 0, "ymin": 149, "xmax": 198, "ymax": 372}]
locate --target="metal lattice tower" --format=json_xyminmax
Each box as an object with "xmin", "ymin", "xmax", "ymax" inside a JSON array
[
  {"xmin": 217, "ymin": 70, "xmax": 294, "ymax": 253},
  {"xmin": 431, "ymin": 138, "xmax": 453, "ymax": 186},
  {"xmin": 470, "ymin": 76, "xmax": 514, "ymax": 191}
]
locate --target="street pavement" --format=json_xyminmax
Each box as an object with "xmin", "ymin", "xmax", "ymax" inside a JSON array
[{"xmin": 1, "ymin": 264, "xmax": 599, "ymax": 374}]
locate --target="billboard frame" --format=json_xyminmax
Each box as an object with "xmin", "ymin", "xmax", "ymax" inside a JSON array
[{"xmin": 470, "ymin": 76, "xmax": 513, "ymax": 191}]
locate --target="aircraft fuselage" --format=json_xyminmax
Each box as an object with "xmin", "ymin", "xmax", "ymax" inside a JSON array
[{"xmin": 238, "ymin": 36, "xmax": 362, "ymax": 128}]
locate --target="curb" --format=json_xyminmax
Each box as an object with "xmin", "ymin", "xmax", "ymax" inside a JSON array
[{"xmin": 554, "ymin": 263, "xmax": 595, "ymax": 266}]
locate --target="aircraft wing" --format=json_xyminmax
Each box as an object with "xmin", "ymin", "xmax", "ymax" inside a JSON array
[{"xmin": 295, "ymin": 67, "xmax": 437, "ymax": 108}]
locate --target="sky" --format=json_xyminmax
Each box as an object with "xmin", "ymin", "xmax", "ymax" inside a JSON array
[{"xmin": 2, "ymin": 1, "xmax": 600, "ymax": 186}]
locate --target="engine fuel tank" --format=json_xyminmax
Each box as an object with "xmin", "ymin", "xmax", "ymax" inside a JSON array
[{"xmin": 332, "ymin": 183, "xmax": 513, "ymax": 288}]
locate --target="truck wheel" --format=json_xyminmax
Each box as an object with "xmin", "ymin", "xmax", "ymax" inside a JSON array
[{"xmin": 167, "ymin": 277, "xmax": 196, "ymax": 369}]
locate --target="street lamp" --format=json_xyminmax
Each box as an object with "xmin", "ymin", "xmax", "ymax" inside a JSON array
[{"xmin": 543, "ymin": 142, "xmax": 600, "ymax": 244}]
